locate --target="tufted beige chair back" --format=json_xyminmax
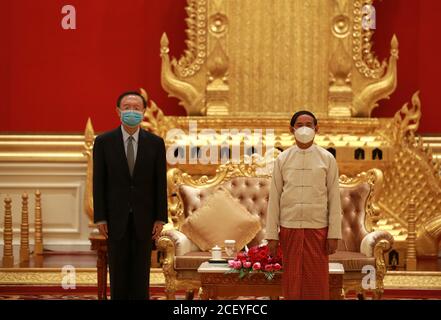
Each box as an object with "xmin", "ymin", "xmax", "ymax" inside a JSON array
[
  {"xmin": 338, "ymin": 182, "xmax": 371, "ymax": 252},
  {"xmin": 179, "ymin": 176, "xmax": 271, "ymax": 247}
]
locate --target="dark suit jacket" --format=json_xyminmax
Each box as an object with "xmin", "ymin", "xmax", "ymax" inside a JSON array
[{"xmin": 92, "ymin": 126, "xmax": 168, "ymax": 241}]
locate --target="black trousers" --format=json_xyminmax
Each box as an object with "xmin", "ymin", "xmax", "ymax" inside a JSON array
[{"xmin": 107, "ymin": 212, "xmax": 151, "ymax": 300}]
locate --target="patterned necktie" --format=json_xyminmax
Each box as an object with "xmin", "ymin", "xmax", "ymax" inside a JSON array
[{"xmin": 127, "ymin": 136, "xmax": 135, "ymax": 176}]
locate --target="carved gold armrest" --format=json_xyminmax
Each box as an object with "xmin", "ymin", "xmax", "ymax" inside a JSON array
[
  {"xmin": 156, "ymin": 233, "xmax": 176, "ymax": 278},
  {"xmin": 360, "ymin": 230, "xmax": 394, "ymax": 257},
  {"xmin": 360, "ymin": 233, "xmax": 393, "ymax": 299},
  {"xmin": 158, "ymin": 229, "xmax": 199, "ymax": 257},
  {"xmin": 156, "ymin": 229, "xmax": 201, "ymax": 298}
]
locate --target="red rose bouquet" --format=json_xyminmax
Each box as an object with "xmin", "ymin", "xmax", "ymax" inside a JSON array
[{"xmin": 226, "ymin": 243, "xmax": 283, "ymax": 280}]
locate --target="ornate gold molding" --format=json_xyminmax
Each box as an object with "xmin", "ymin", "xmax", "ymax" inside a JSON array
[
  {"xmin": 139, "ymin": 88, "xmax": 174, "ymax": 138},
  {"xmin": 352, "ymin": 35, "xmax": 398, "ymax": 117},
  {"xmin": 384, "ymin": 271, "xmax": 441, "ymax": 290},
  {"xmin": 376, "ymin": 92, "xmax": 441, "ymax": 256},
  {"xmin": 391, "ymin": 91, "xmax": 422, "ymax": 143},
  {"xmin": 0, "ymin": 135, "xmax": 86, "ymax": 163},
  {"xmin": 160, "ymin": 33, "xmax": 205, "ymax": 115},
  {"xmin": 175, "ymin": 0, "xmax": 208, "ymax": 78},
  {"xmin": 352, "ymin": 0, "xmax": 386, "ymax": 79},
  {"xmin": 0, "ymin": 268, "xmax": 165, "ymax": 286}
]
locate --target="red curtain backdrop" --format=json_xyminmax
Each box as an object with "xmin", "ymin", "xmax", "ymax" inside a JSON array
[{"xmin": 0, "ymin": 0, "xmax": 440, "ymax": 134}]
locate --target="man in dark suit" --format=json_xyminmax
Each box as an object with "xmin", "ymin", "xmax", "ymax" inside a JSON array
[{"xmin": 93, "ymin": 91, "xmax": 168, "ymax": 300}]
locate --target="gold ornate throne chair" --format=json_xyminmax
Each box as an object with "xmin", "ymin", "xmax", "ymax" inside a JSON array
[
  {"xmin": 332, "ymin": 168, "xmax": 394, "ymax": 299},
  {"xmin": 157, "ymin": 163, "xmax": 393, "ymax": 299},
  {"xmin": 158, "ymin": 163, "xmax": 272, "ymax": 300}
]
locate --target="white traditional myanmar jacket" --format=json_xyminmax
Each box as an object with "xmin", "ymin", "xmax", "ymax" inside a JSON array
[{"xmin": 265, "ymin": 144, "xmax": 342, "ymax": 240}]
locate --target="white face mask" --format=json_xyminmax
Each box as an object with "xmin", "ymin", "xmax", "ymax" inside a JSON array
[{"xmin": 294, "ymin": 126, "xmax": 316, "ymax": 144}]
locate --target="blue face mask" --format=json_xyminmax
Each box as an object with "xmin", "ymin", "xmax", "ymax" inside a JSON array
[{"xmin": 120, "ymin": 110, "xmax": 143, "ymax": 127}]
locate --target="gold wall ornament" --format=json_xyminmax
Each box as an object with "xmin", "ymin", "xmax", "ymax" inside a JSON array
[
  {"xmin": 160, "ymin": 0, "xmax": 398, "ymax": 117},
  {"xmin": 328, "ymin": 38, "xmax": 354, "ymax": 117},
  {"xmin": 139, "ymin": 88, "xmax": 173, "ymax": 137},
  {"xmin": 391, "ymin": 91, "xmax": 422, "ymax": 143},
  {"xmin": 206, "ymin": 40, "xmax": 229, "ymax": 116},
  {"xmin": 375, "ymin": 92, "xmax": 441, "ymax": 257},
  {"xmin": 2, "ymin": 197, "xmax": 14, "ymax": 268},
  {"xmin": 19, "ymin": 193, "xmax": 30, "ymax": 264},
  {"xmin": 332, "ymin": 0, "xmax": 351, "ymax": 39},
  {"xmin": 83, "ymin": 117, "xmax": 95, "ymax": 224},
  {"xmin": 226, "ymin": 0, "xmax": 330, "ymax": 116},
  {"xmin": 352, "ymin": 34, "xmax": 398, "ymax": 117},
  {"xmin": 328, "ymin": 0, "xmax": 353, "ymax": 117},
  {"xmin": 160, "ymin": 33, "xmax": 205, "ymax": 115},
  {"xmin": 175, "ymin": 0, "xmax": 208, "ymax": 78},
  {"xmin": 352, "ymin": 0, "xmax": 386, "ymax": 79},
  {"xmin": 205, "ymin": 0, "xmax": 229, "ymax": 116},
  {"xmin": 415, "ymin": 215, "xmax": 441, "ymax": 259},
  {"xmin": 34, "ymin": 190, "xmax": 43, "ymax": 255}
]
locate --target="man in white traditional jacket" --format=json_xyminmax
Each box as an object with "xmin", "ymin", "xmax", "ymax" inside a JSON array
[{"xmin": 266, "ymin": 110, "xmax": 342, "ymax": 300}]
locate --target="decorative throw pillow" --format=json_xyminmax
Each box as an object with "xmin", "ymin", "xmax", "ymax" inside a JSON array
[{"xmin": 180, "ymin": 187, "xmax": 261, "ymax": 251}]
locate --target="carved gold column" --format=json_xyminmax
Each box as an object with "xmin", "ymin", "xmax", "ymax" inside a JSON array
[
  {"xmin": 206, "ymin": 0, "xmax": 229, "ymax": 116},
  {"xmin": 83, "ymin": 118, "xmax": 95, "ymax": 226},
  {"xmin": 328, "ymin": 0, "xmax": 353, "ymax": 117},
  {"xmin": 2, "ymin": 197, "xmax": 14, "ymax": 267},
  {"xmin": 406, "ymin": 198, "xmax": 417, "ymax": 271},
  {"xmin": 34, "ymin": 190, "xmax": 44, "ymax": 255},
  {"xmin": 19, "ymin": 193, "xmax": 30, "ymax": 264}
]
